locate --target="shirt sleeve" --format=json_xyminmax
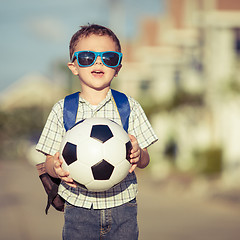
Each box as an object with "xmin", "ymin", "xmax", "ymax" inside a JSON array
[
  {"xmin": 36, "ymin": 100, "xmax": 66, "ymax": 156},
  {"xmin": 128, "ymin": 97, "xmax": 158, "ymax": 149}
]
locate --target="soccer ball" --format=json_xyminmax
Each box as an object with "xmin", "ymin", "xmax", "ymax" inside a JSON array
[{"xmin": 59, "ymin": 118, "xmax": 132, "ymax": 192}]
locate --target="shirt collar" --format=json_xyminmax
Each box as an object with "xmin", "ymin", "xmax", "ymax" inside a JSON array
[{"xmin": 78, "ymin": 89, "xmax": 113, "ymax": 110}]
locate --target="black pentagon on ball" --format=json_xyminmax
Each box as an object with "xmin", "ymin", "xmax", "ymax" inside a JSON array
[
  {"xmin": 62, "ymin": 142, "xmax": 77, "ymax": 165},
  {"xmin": 91, "ymin": 159, "xmax": 114, "ymax": 180},
  {"xmin": 125, "ymin": 140, "xmax": 132, "ymax": 162},
  {"xmin": 90, "ymin": 124, "xmax": 113, "ymax": 143}
]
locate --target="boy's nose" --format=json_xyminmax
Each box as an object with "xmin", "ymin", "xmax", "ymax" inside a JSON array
[{"xmin": 95, "ymin": 56, "xmax": 103, "ymax": 65}]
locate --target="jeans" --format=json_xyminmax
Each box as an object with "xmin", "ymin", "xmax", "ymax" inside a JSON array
[{"xmin": 62, "ymin": 199, "xmax": 139, "ymax": 240}]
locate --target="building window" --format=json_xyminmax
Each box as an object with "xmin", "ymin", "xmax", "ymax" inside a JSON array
[
  {"xmin": 234, "ymin": 28, "xmax": 240, "ymax": 56},
  {"xmin": 140, "ymin": 79, "xmax": 151, "ymax": 92}
]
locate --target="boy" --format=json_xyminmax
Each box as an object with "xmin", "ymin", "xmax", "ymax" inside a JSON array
[{"xmin": 36, "ymin": 24, "xmax": 158, "ymax": 240}]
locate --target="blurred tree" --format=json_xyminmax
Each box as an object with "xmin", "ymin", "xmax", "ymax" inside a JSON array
[{"xmin": 0, "ymin": 107, "xmax": 45, "ymax": 161}]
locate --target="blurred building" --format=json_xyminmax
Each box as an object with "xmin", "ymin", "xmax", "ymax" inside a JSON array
[
  {"xmin": 0, "ymin": 73, "xmax": 66, "ymax": 111},
  {"xmin": 117, "ymin": 0, "xmax": 240, "ymax": 184}
]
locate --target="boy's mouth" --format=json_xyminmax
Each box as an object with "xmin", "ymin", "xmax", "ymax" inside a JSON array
[{"xmin": 91, "ymin": 70, "xmax": 104, "ymax": 77}]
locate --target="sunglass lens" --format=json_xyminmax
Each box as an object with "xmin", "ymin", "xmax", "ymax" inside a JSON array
[
  {"xmin": 102, "ymin": 52, "xmax": 119, "ymax": 67},
  {"xmin": 77, "ymin": 52, "xmax": 95, "ymax": 66}
]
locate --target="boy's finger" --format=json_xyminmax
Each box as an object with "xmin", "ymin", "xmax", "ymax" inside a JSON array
[
  {"xmin": 54, "ymin": 152, "xmax": 60, "ymax": 159},
  {"xmin": 130, "ymin": 149, "xmax": 140, "ymax": 159},
  {"xmin": 129, "ymin": 164, "xmax": 137, "ymax": 173},
  {"xmin": 66, "ymin": 182, "xmax": 77, "ymax": 188},
  {"xmin": 129, "ymin": 134, "xmax": 136, "ymax": 142},
  {"xmin": 54, "ymin": 160, "xmax": 62, "ymax": 168},
  {"xmin": 58, "ymin": 169, "xmax": 70, "ymax": 177},
  {"xmin": 61, "ymin": 176, "xmax": 73, "ymax": 182},
  {"xmin": 61, "ymin": 177, "xmax": 77, "ymax": 188}
]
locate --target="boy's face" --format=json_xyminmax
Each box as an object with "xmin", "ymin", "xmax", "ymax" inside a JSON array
[{"xmin": 68, "ymin": 34, "xmax": 122, "ymax": 92}]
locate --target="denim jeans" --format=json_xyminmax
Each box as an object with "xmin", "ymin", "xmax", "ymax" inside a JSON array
[{"xmin": 62, "ymin": 199, "xmax": 139, "ymax": 240}]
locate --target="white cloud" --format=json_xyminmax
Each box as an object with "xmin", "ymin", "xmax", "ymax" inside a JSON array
[{"xmin": 26, "ymin": 16, "xmax": 67, "ymax": 42}]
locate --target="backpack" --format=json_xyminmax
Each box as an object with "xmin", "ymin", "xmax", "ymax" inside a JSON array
[{"xmin": 37, "ymin": 89, "xmax": 130, "ymax": 214}]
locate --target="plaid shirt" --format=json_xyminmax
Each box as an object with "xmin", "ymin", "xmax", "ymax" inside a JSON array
[{"xmin": 36, "ymin": 89, "xmax": 158, "ymax": 209}]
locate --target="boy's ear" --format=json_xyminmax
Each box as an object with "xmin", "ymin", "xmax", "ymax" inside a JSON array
[
  {"xmin": 67, "ymin": 62, "xmax": 79, "ymax": 75},
  {"xmin": 114, "ymin": 64, "xmax": 122, "ymax": 77}
]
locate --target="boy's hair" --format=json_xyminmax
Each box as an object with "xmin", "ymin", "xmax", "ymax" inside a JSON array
[{"xmin": 69, "ymin": 24, "xmax": 122, "ymax": 60}]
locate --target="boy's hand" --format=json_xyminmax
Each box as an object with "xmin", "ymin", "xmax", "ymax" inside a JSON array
[
  {"xmin": 52, "ymin": 152, "xmax": 77, "ymax": 188},
  {"xmin": 128, "ymin": 134, "xmax": 141, "ymax": 173}
]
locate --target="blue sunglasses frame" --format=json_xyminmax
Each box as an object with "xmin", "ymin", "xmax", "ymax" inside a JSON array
[{"xmin": 71, "ymin": 51, "xmax": 123, "ymax": 68}]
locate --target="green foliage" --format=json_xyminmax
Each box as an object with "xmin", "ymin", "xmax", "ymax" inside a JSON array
[
  {"xmin": 0, "ymin": 107, "xmax": 44, "ymax": 138},
  {"xmin": 193, "ymin": 147, "xmax": 222, "ymax": 175},
  {"xmin": 0, "ymin": 107, "xmax": 45, "ymax": 160},
  {"xmin": 139, "ymin": 90, "xmax": 204, "ymax": 119}
]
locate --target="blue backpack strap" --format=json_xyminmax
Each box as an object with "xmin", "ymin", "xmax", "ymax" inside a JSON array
[
  {"xmin": 63, "ymin": 92, "xmax": 80, "ymax": 131},
  {"xmin": 111, "ymin": 89, "xmax": 130, "ymax": 133},
  {"xmin": 63, "ymin": 90, "xmax": 130, "ymax": 133}
]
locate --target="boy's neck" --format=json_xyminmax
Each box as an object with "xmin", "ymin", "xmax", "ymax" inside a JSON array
[{"xmin": 80, "ymin": 87, "xmax": 110, "ymax": 105}]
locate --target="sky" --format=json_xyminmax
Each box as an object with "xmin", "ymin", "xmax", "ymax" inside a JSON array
[{"xmin": 0, "ymin": 0, "xmax": 165, "ymax": 91}]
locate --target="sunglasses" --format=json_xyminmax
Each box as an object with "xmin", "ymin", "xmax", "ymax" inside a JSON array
[{"xmin": 71, "ymin": 51, "xmax": 123, "ymax": 68}]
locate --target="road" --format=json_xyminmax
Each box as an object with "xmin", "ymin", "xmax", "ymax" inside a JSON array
[{"xmin": 1, "ymin": 160, "xmax": 240, "ymax": 240}]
